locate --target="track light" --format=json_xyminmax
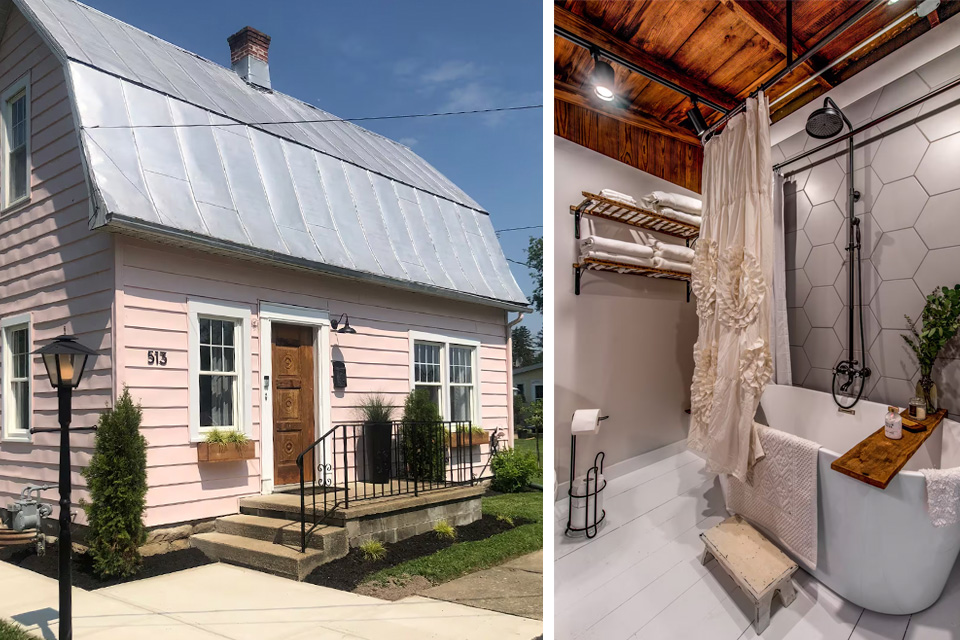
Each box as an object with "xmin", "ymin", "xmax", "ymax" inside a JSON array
[
  {"xmin": 686, "ymin": 102, "xmax": 708, "ymax": 136},
  {"xmin": 591, "ymin": 52, "xmax": 615, "ymax": 102}
]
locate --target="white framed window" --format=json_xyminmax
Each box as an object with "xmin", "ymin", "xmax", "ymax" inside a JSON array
[
  {"xmin": 2, "ymin": 314, "xmax": 32, "ymax": 442},
  {"xmin": 188, "ymin": 300, "xmax": 252, "ymax": 442},
  {"xmin": 409, "ymin": 331, "xmax": 480, "ymax": 423},
  {"xmin": 534, "ymin": 384, "xmax": 543, "ymax": 401},
  {"xmin": 1, "ymin": 73, "xmax": 30, "ymax": 210}
]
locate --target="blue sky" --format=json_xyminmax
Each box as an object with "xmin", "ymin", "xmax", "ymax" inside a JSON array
[{"xmin": 81, "ymin": 0, "xmax": 543, "ymax": 337}]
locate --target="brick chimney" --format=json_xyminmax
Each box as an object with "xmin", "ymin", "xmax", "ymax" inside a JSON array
[{"xmin": 227, "ymin": 26, "xmax": 271, "ymax": 90}]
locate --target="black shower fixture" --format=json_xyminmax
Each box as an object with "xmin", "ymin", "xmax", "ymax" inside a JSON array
[
  {"xmin": 591, "ymin": 51, "xmax": 616, "ymax": 102},
  {"xmin": 687, "ymin": 101, "xmax": 708, "ymax": 137},
  {"xmin": 804, "ymin": 98, "xmax": 871, "ymax": 409}
]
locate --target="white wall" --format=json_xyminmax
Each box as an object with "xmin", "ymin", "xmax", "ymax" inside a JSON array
[{"xmin": 554, "ymin": 136, "xmax": 698, "ymax": 485}]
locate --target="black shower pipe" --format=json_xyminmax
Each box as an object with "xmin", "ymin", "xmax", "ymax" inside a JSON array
[
  {"xmin": 701, "ymin": 0, "xmax": 888, "ymax": 140},
  {"xmin": 553, "ymin": 25, "xmax": 732, "ymax": 115},
  {"xmin": 774, "ymin": 70, "xmax": 960, "ymax": 171}
]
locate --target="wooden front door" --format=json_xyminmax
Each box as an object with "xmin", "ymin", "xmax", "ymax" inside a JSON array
[{"xmin": 272, "ymin": 324, "xmax": 316, "ymax": 486}]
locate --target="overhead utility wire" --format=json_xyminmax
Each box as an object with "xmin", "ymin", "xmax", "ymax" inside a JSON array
[
  {"xmin": 496, "ymin": 225, "xmax": 543, "ymax": 233},
  {"xmin": 84, "ymin": 104, "xmax": 542, "ymax": 129}
]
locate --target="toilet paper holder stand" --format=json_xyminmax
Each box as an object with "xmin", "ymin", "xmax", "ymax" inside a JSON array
[{"xmin": 565, "ymin": 417, "xmax": 607, "ymax": 539}]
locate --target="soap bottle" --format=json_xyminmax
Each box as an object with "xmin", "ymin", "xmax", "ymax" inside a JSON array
[{"xmin": 885, "ymin": 406, "xmax": 903, "ymax": 440}]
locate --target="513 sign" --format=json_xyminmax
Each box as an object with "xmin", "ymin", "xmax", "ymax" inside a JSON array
[{"xmin": 147, "ymin": 350, "xmax": 168, "ymax": 367}]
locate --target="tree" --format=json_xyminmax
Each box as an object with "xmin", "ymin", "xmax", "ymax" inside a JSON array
[
  {"xmin": 512, "ymin": 326, "xmax": 539, "ymax": 368},
  {"xmin": 81, "ymin": 389, "xmax": 148, "ymax": 579},
  {"xmin": 526, "ymin": 236, "xmax": 543, "ymax": 313}
]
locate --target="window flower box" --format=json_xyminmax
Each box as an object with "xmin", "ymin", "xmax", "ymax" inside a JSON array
[{"xmin": 197, "ymin": 441, "xmax": 255, "ymax": 463}]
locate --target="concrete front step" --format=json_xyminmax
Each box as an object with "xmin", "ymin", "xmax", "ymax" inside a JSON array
[
  {"xmin": 214, "ymin": 514, "xmax": 346, "ymax": 554},
  {"xmin": 190, "ymin": 530, "xmax": 346, "ymax": 581}
]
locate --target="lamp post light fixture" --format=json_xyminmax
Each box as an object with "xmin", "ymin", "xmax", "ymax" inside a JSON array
[{"xmin": 33, "ymin": 334, "xmax": 97, "ymax": 640}]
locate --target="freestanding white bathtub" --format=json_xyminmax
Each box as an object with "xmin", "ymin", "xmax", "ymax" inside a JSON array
[{"xmin": 720, "ymin": 384, "xmax": 960, "ymax": 615}]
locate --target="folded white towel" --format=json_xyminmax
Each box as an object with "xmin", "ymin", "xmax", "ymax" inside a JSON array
[
  {"xmin": 652, "ymin": 257, "xmax": 692, "ymax": 274},
  {"xmin": 581, "ymin": 236, "xmax": 655, "ymax": 260},
  {"xmin": 583, "ymin": 250, "xmax": 654, "ymax": 269},
  {"xmin": 921, "ymin": 467, "xmax": 960, "ymax": 527},
  {"xmin": 657, "ymin": 206, "xmax": 702, "ymax": 228},
  {"xmin": 654, "ymin": 242, "xmax": 695, "ymax": 263},
  {"xmin": 641, "ymin": 190, "xmax": 702, "ymax": 215},
  {"xmin": 600, "ymin": 188, "xmax": 637, "ymax": 205},
  {"xmin": 635, "ymin": 230, "xmax": 657, "ymax": 247}
]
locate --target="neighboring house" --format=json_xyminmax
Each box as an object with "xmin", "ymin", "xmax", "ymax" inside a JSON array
[
  {"xmin": 513, "ymin": 363, "xmax": 543, "ymax": 404},
  {"xmin": 0, "ymin": 0, "xmax": 527, "ymax": 528}
]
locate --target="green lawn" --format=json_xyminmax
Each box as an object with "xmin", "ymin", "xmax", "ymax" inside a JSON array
[
  {"xmin": 514, "ymin": 436, "xmax": 544, "ymax": 485},
  {"xmin": 0, "ymin": 621, "xmax": 32, "ymax": 640},
  {"xmin": 366, "ymin": 491, "xmax": 542, "ymax": 585}
]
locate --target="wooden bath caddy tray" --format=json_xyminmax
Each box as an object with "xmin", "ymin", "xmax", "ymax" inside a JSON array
[{"xmin": 830, "ymin": 408, "xmax": 947, "ymax": 489}]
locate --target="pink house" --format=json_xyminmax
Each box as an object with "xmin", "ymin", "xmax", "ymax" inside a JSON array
[{"xmin": 0, "ymin": 0, "xmax": 527, "ymax": 532}]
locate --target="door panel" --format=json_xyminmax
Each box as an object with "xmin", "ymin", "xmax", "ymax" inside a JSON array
[{"xmin": 272, "ymin": 324, "xmax": 315, "ymax": 486}]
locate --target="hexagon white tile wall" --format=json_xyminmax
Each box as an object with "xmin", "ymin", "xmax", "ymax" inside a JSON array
[
  {"xmin": 787, "ymin": 269, "xmax": 812, "ymax": 308},
  {"xmin": 805, "ymin": 201, "xmax": 844, "ymax": 246},
  {"xmin": 933, "ymin": 358, "xmax": 960, "ymax": 407},
  {"xmin": 834, "ymin": 304, "xmax": 880, "ymax": 352},
  {"xmin": 871, "ymin": 279, "xmax": 925, "ymax": 329},
  {"xmin": 872, "ymin": 377, "xmax": 917, "ymax": 407},
  {"xmin": 804, "ymin": 161, "xmax": 844, "ymax": 205},
  {"xmin": 872, "ymin": 125, "xmax": 928, "ymax": 183},
  {"xmin": 917, "ymin": 45, "xmax": 960, "ymax": 89},
  {"xmin": 872, "ymin": 229, "xmax": 926, "ymax": 280},
  {"xmin": 915, "ymin": 190, "xmax": 960, "ymax": 250},
  {"xmin": 804, "ymin": 327, "xmax": 842, "ymax": 369},
  {"xmin": 915, "ymin": 132, "xmax": 960, "ymax": 195},
  {"xmin": 914, "ymin": 246, "xmax": 960, "ymax": 297},
  {"xmin": 784, "ymin": 184, "xmax": 812, "ymax": 233},
  {"xmin": 804, "ymin": 368, "xmax": 835, "ymax": 393},
  {"xmin": 843, "ymin": 89, "xmax": 882, "ymax": 128},
  {"xmin": 785, "ymin": 230, "xmax": 811, "ymax": 270},
  {"xmin": 805, "ymin": 244, "xmax": 843, "ymax": 286},
  {"xmin": 834, "ymin": 258, "xmax": 880, "ymax": 304},
  {"xmin": 834, "ymin": 213, "xmax": 882, "ymax": 259},
  {"xmin": 805, "ymin": 286, "xmax": 843, "ymax": 327},
  {"xmin": 916, "ymin": 84, "xmax": 960, "ymax": 142},
  {"xmin": 790, "ymin": 346, "xmax": 810, "ymax": 384},
  {"xmin": 836, "ymin": 166, "xmax": 882, "ymax": 216},
  {"xmin": 871, "ymin": 177, "xmax": 927, "ymax": 232},
  {"xmin": 788, "ymin": 307, "xmax": 811, "ymax": 346},
  {"xmin": 869, "ymin": 329, "xmax": 919, "ymax": 380},
  {"xmin": 873, "ymin": 72, "xmax": 929, "ymax": 132}
]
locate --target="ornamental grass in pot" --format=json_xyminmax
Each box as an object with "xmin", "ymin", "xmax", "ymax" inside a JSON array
[
  {"xmin": 358, "ymin": 394, "xmax": 394, "ymax": 484},
  {"xmin": 903, "ymin": 284, "xmax": 960, "ymax": 414}
]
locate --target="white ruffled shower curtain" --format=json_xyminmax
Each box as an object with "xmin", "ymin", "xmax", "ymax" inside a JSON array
[{"xmin": 688, "ymin": 93, "xmax": 775, "ymax": 482}]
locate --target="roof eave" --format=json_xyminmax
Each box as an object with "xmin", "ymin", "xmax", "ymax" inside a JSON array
[{"xmin": 103, "ymin": 214, "xmax": 531, "ymax": 313}]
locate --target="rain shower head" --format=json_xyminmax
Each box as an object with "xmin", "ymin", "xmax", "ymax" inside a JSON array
[{"xmin": 805, "ymin": 97, "xmax": 851, "ymax": 139}]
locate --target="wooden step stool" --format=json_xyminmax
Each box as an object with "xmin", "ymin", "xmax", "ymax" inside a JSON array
[{"xmin": 700, "ymin": 515, "xmax": 799, "ymax": 634}]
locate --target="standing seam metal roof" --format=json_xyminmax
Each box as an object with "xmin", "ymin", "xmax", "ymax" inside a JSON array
[{"xmin": 13, "ymin": 0, "xmax": 529, "ymax": 308}]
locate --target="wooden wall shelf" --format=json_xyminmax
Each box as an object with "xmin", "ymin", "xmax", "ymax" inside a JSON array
[
  {"xmin": 574, "ymin": 257, "xmax": 691, "ymax": 295},
  {"xmin": 830, "ymin": 408, "xmax": 947, "ymax": 489},
  {"xmin": 572, "ymin": 191, "xmax": 700, "ymax": 241}
]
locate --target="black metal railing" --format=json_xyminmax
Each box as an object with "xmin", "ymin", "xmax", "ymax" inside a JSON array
[{"xmin": 295, "ymin": 421, "xmax": 498, "ymax": 552}]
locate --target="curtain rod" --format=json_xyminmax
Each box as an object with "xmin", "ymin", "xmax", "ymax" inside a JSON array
[
  {"xmin": 701, "ymin": 0, "xmax": 888, "ymax": 141},
  {"xmin": 773, "ymin": 71, "xmax": 960, "ymax": 171}
]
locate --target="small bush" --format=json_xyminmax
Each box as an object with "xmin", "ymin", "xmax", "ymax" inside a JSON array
[
  {"xmin": 357, "ymin": 394, "xmax": 395, "ymax": 423},
  {"xmin": 81, "ymin": 389, "xmax": 148, "ymax": 579},
  {"xmin": 491, "ymin": 447, "xmax": 539, "ymax": 493},
  {"xmin": 496, "ymin": 514, "xmax": 514, "ymax": 527},
  {"xmin": 433, "ymin": 520, "xmax": 456, "ymax": 540},
  {"xmin": 0, "ymin": 620, "xmax": 32, "ymax": 640},
  {"xmin": 401, "ymin": 389, "xmax": 446, "ymax": 482},
  {"xmin": 445, "ymin": 425, "xmax": 486, "ymax": 447},
  {"xmin": 360, "ymin": 539, "xmax": 387, "ymax": 561}
]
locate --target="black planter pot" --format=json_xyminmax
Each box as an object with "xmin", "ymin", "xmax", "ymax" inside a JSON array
[{"xmin": 364, "ymin": 422, "xmax": 393, "ymax": 484}]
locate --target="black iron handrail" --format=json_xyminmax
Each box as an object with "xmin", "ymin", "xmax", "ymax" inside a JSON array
[{"xmin": 294, "ymin": 420, "xmax": 498, "ymax": 552}]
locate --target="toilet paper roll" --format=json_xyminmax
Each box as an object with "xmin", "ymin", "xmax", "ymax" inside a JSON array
[{"xmin": 572, "ymin": 409, "xmax": 602, "ymax": 435}]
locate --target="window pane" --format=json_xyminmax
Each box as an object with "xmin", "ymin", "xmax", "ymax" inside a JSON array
[
  {"xmin": 13, "ymin": 379, "xmax": 28, "ymax": 432},
  {"xmin": 415, "ymin": 384, "xmax": 441, "ymax": 413},
  {"xmin": 211, "ymin": 346, "xmax": 223, "ymax": 372},
  {"xmin": 200, "ymin": 345, "xmax": 211, "ymax": 372},
  {"xmin": 200, "ymin": 318, "xmax": 210, "ymax": 343},
  {"xmin": 223, "ymin": 346, "xmax": 235, "ymax": 373},
  {"xmin": 414, "ymin": 342, "xmax": 441, "ymax": 384},
  {"xmin": 11, "ymin": 328, "xmax": 28, "ymax": 378},
  {"xmin": 450, "ymin": 386, "xmax": 471, "ymax": 422},
  {"xmin": 223, "ymin": 322, "xmax": 234, "ymax": 346},
  {"xmin": 450, "ymin": 346, "xmax": 472, "ymax": 384},
  {"xmin": 200, "ymin": 374, "xmax": 235, "ymax": 427}
]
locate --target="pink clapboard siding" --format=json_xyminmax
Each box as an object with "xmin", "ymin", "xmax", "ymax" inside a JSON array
[
  {"xmin": 116, "ymin": 237, "xmax": 512, "ymax": 527},
  {"xmin": 0, "ymin": 8, "xmax": 113, "ymax": 513}
]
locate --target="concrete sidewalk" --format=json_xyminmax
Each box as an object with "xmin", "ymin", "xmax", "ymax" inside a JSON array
[
  {"xmin": 422, "ymin": 550, "xmax": 543, "ymax": 619},
  {"xmin": 0, "ymin": 561, "xmax": 542, "ymax": 639}
]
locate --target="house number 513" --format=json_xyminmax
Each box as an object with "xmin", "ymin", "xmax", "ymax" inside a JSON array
[{"xmin": 147, "ymin": 350, "xmax": 168, "ymax": 366}]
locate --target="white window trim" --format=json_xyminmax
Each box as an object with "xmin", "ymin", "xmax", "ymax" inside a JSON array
[
  {"xmin": 2, "ymin": 313, "xmax": 32, "ymax": 443},
  {"xmin": 1, "ymin": 72, "xmax": 30, "ymax": 212},
  {"xmin": 408, "ymin": 330, "xmax": 481, "ymax": 424},
  {"xmin": 188, "ymin": 300, "xmax": 252, "ymax": 443}
]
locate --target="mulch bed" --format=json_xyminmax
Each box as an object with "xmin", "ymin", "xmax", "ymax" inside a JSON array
[
  {"xmin": 4, "ymin": 545, "xmax": 213, "ymax": 590},
  {"xmin": 305, "ymin": 513, "xmax": 529, "ymax": 592}
]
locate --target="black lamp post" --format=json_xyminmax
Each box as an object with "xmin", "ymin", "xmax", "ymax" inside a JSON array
[{"xmin": 33, "ymin": 334, "xmax": 96, "ymax": 640}]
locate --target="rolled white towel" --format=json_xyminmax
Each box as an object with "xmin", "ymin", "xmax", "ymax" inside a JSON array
[
  {"xmin": 653, "ymin": 257, "xmax": 693, "ymax": 274},
  {"xmin": 657, "ymin": 206, "xmax": 702, "ymax": 228},
  {"xmin": 654, "ymin": 242, "xmax": 695, "ymax": 263},
  {"xmin": 641, "ymin": 190, "xmax": 702, "ymax": 215},
  {"xmin": 581, "ymin": 236, "xmax": 655, "ymax": 260},
  {"xmin": 583, "ymin": 250, "xmax": 654, "ymax": 269},
  {"xmin": 600, "ymin": 188, "xmax": 637, "ymax": 205},
  {"xmin": 921, "ymin": 467, "xmax": 960, "ymax": 527}
]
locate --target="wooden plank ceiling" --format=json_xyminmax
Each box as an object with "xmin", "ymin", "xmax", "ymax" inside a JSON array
[{"xmin": 555, "ymin": 0, "xmax": 960, "ymax": 148}]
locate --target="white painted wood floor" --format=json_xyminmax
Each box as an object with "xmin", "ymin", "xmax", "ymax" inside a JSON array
[{"xmin": 554, "ymin": 442, "xmax": 960, "ymax": 640}]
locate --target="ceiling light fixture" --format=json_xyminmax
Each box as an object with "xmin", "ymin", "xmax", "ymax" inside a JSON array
[
  {"xmin": 686, "ymin": 101, "xmax": 708, "ymax": 136},
  {"xmin": 591, "ymin": 51, "xmax": 616, "ymax": 102}
]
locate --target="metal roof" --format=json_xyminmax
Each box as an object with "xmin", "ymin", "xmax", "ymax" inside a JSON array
[{"xmin": 15, "ymin": 0, "xmax": 529, "ymax": 309}]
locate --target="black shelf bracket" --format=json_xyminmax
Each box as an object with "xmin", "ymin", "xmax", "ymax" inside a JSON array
[
  {"xmin": 574, "ymin": 204, "xmax": 585, "ymax": 240},
  {"xmin": 575, "ymin": 264, "xmax": 582, "ymax": 295}
]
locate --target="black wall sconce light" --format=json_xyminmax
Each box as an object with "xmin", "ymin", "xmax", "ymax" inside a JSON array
[{"xmin": 331, "ymin": 313, "xmax": 357, "ymax": 334}]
